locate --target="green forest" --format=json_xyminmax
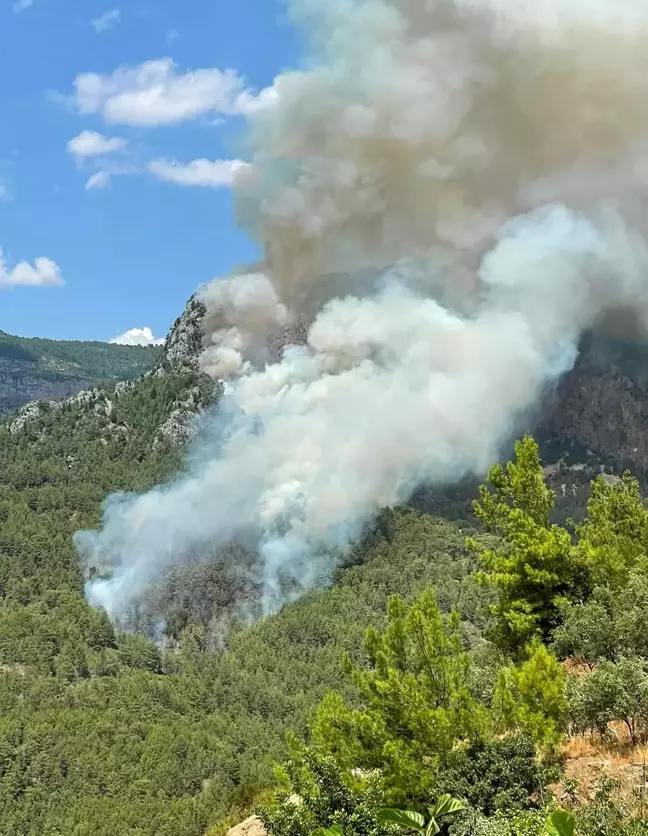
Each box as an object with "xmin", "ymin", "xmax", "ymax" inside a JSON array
[
  {"xmin": 0, "ymin": 329, "xmax": 160, "ymax": 386},
  {"xmin": 1, "ymin": 367, "xmax": 648, "ymax": 835}
]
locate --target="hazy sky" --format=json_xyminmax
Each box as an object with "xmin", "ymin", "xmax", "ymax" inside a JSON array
[{"xmin": 0, "ymin": 0, "xmax": 298, "ymax": 342}]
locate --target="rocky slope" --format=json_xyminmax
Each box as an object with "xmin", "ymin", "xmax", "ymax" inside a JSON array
[
  {"xmin": 0, "ymin": 330, "xmax": 159, "ymax": 414},
  {"xmin": 8, "ymin": 293, "xmax": 648, "ymax": 510},
  {"xmin": 3, "ymin": 301, "xmax": 216, "ymax": 453},
  {"xmin": 166, "ymin": 295, "xmax": 648, "ymax": 471},
  {"xmin": 539, "ymin": 333, "xmax": 648, "ymax": 473}
]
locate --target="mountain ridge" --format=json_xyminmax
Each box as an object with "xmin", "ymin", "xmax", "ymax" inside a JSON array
[
  {"xmin": 1, "ymin": 294, "xmax": 647, "ymax": 834},
  {"xmin": 0, "ymin": 329, "xmax": 160, "ymax": 414},
  {"xmin": 8, "ymin": 293, "xmax": 647, "ymax": 484},
  {"xmin": 163, "ymin": 295, "xmax": 648, "ymax": 474}
]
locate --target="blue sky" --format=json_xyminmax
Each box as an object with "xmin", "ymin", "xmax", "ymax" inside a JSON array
[{"xmin": 0, "ymin": 0, "xmax": 299, "ymax": 342}]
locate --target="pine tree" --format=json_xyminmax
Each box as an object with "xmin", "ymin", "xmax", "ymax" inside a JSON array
[
  {"xmin": 494, "ymin": 642, "xmax": 566, "ymax": 756},
  {"xmin": 577, "ymin": 472, "xmax": 648, "ymax": 588},
  {"xmin": 468, "ymin": 436, "xmax": 581, "ymax": 651},
  {"xmin": 313, "ymin": 590, "xmax": 488, "ymax": 805}
]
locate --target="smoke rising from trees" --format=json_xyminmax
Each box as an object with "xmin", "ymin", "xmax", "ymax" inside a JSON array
[{"xmin": 78, "ymin": 0, "xmax": 648, "ymax": 621}]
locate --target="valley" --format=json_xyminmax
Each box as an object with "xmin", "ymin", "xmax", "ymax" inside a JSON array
[{"xmin": 1, "ymin": 300, "xmax": 647, "ymax": 834}]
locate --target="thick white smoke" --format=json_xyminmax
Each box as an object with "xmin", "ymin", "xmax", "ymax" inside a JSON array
[{"xmin": 79, "ymin": 0, "xmax": 648, "ymax": 621}]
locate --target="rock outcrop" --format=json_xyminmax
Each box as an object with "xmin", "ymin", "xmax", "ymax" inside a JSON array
[
  {"xmin": 225, "ymin": 816, "xmax": 267, "ymax": 836},
  {"xmin": 538, "ymin": 334, "xmax": 648, "ymax": 472},
  {"xmin": 160, "ymin": 296, "xmax": 648, "ymax": 478},
  {"xmin": 0, "ymin": 358, "xmax": 91, "ymax": 415},
  {"xmin": 8, "ymin": 290, "xmax": 648, "ymax": 487},
  {"xmin": 161, "ymin": 296, "xmax": 207, "ymax": 371}
]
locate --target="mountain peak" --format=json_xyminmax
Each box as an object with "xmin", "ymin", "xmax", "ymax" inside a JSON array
[{"xmin": 159, "ymin": 295, "xmax": 207, "ymax": 371}]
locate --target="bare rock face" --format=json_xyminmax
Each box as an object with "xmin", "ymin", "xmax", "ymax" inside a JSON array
[
  {"xmin": 161, "ymin": 296, "xmax": 207, "ymax": 371},
  {"xmin": 225, "ymin": 816, "xmax": 267, "ymax": 836},
  {"xmin": 9, "ymin": 400, "xmax": 60, "ymax": 434},
  {"xmin": 538, "ymin": 334, "xmax": 648, "ymax": 472},
  {"xmin": 160, "ymin": 290, "xmax": 309, "ymax": 371},
  {"xmin": 153, "ymin": 385, "xmax": 216, "ymax": 448},
  {"xmin": 164, "ymin": 290, "xmax": 648, "ymax": 476},
  {"xmin": 22, "ymin": 289, "xmax": 636, "ymax": 481},
  {"xmin": 154, "ymin": 409, "xmax": 197, "ymax": 447},
  {"xmin": 0, "ymin": 358, "xmax": 91, "ymax": 415}
]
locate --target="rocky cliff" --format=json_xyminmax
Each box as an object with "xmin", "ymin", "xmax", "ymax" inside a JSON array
[
  {"xmin": 0, "ymin": 359, "xmax": 91, "ymax": 415},
  {"xmin": 8, "ymin": 293, "xmax": 648, "ymax": 499},
  {"xmin": 539, "ymin": 333, "xmax": 648, "ymax": 473},
  {"xmin": 0, "ymin": 330, "xmax": 159, "ymax": 414},
  {"xmin": 164, "ymin": 296, "xmax": 648, "ymax": 477}
]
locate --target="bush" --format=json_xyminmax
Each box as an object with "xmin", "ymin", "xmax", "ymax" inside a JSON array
[
  {"xmin": 257, "ymin": 749, "xmax": 393, "ymax": 836},
  {"xmin": 568, "ymin": 658, "xmax": 648, "ymax": 745},
  {"xmin": 438, "ymin": 736, "xmax": 548, "ymax": 815}
]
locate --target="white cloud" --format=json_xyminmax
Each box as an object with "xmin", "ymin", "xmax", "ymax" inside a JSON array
[
  {"xmin": 65, "ymin": 132, "xmax": 136, "ymax": 192},
  {"xmin": 72, "ymin": 58, "xmax": 277, "ymax": 126},
  {"xmin": 92, "ymin": 8, "xmax": 121, "ymax": 33},
  {"xmin": 13, "ymin": 0, "xmax": 33, "ymax": 13},
  {"xmin": 85, "ymin": 171, "xmax": 112, "ymax": 190},
  {"xmin": 0, "ymin": 182, "xmax": 9, "ymax": 201},
  {"xmin": 148, "ymin": 157, "xmax": 248, "ymax": 188},
  {"xmin": 0, "ymin": 248, "xmax": 65, "ymax": 289},
  {"xmin": 67, "ymin": 130, "xmax": 127, "ymax": 160},
  {"xmin": 166, "ymin": 29, "xmax": 179, "ymax": 43},
  {"xmin": 110, "ymin": 327, "xmax": 164, "ymax": 346}
]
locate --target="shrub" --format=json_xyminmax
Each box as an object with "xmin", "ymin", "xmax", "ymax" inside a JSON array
[{"xmin": 438, "ymin": 736, "xmax": 548, "ymax": 815}]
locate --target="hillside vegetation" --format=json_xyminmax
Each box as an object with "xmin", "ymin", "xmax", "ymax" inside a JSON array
[
  {"xmin": 1, "ymin": 360, "xmax": 648, "ymax": 835},
  {"xmin": 0, "ymin": 329, "xmax": 160, "ymax": 414}
]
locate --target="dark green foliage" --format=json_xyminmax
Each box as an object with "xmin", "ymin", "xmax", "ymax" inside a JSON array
[
  {"xmin": 312, "ymin": 589, "xmax": 489, "ymax": 806},
  {"xmin": 258, "ymin": 749, "xmax": 393, "ymax": 836},
  {"xmin": 438, "ymin": 736, "xmax": 547, "ymax": 815},
  {"xmin": 0, "ymin": 375, "xmax": 207, "ymax": 600},
  {"xmin": 2, "ymin": 346, "xmax": 647, "ymax": 836},
  {"xmin": 468, "ymin": 436, "xmax": 582, "ymax": 651},
  {"xmin": 261, "ymin": 593, "xmax": 561, "ymax": 834},
  {"xmin": 0, "ymin": 334, "xmax": 39, "ymax": 362},
  {"xmin": 450, "ymin": 798, "xmax": 646, "ymax": 835},
  {"xmin": 567, "ymin": 658, "xmax": 648, "ymax": 744},
  {"xmin": 0, "ymin": 363, "xmax": 488, "ymax": 836},
  {"xmin": 552, "ymin": 590, "xmax": 621, "ymax": 668},
  {"xmin": 494, "ymin": 643, "xmax": 566, "ymax": 755},
  {"xmin": 0, "ymin": 328, "xmax": 160, "ymax": 383},
  {"xmin": 576, "ymin": 473, "xmax": 648, "ymax": 588},
  {"xmin": 552, "ymin": 572, "xmax": 648, "ymax": 668},
  {"xmin": 573, "ymin": 793, "xmax": 647, "ymax": 836},
  {"xmin": 378, "ymin": 796, "xmax": 466, "ymax": 835}
]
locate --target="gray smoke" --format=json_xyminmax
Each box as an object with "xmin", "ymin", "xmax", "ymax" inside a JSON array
[{"xmin": 78, "ymin": 0, "xmax": 648, "ymax": 622}]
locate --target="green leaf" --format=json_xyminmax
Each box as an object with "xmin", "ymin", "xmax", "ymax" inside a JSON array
[
  {"xmin": 428, "ymin": 794, "xmax": 465, "ymax": 819},
  {"xmin": 377, "ymin": 809, "xmax": 425, "ymax": 832},
  {"xmin": 313, "ymin": 825, "xmax": 344, "ymax": 836},
  {"xmin": 545, "ymin": 810, "xmax": 575, "ymax": 836},
  {"xmin": 424, "ymin": 820, "xmax": 440, "ymax": 836}
]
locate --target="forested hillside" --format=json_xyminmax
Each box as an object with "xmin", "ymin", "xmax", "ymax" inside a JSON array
[
  {"xmin": 0, "ymin": 329, "xmax": 160, "ymax": 414},
  {"xmin": 1, "ymin": 327, "xmax": 648, "ymax": 835},
  {"xmin": 6, "ymin": 0, "xmax": 648, "ymax": 832},
  {"xmin": 0, "ymin": 354, "xmax": 482, "ymax": 834}
]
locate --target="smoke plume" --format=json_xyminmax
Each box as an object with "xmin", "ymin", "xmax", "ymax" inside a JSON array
[{"xmin": 78, "ymin": 0, "xmax": 648, "ymax": 622}]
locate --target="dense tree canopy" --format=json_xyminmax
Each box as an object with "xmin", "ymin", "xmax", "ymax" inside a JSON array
[
  {"xmin": 1, "ymin": 360, "xmax": 648, "ymax": 835},
  {"xmin": 0, "ymin": 329, "xmax": 159, "ymax": 384}
]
